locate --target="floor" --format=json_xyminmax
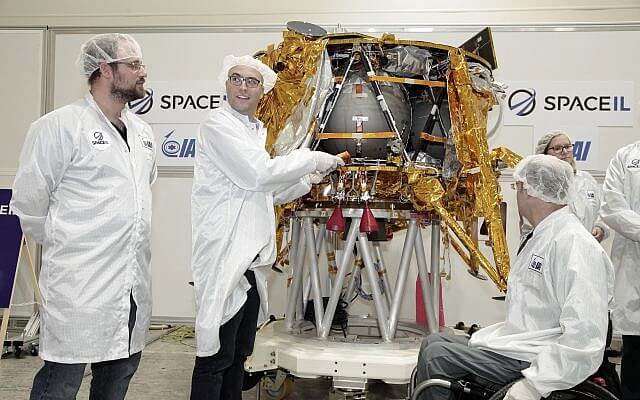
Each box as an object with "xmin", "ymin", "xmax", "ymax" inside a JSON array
[{"xmin": 0, "ymin": 326, "xmax": 407, "ymax": 400}]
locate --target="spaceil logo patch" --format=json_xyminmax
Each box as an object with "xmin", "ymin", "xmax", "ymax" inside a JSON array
[
  {"xmin": 91, "ymin": 131, "xmax": 111, "ymax": 150},
  {"xmin": 627, "ymin": 159, "xmax": 640, "ymax": 169},
  {"xmin": 162, "ymin": 131, "xmax": 196, "ymax": 158}
]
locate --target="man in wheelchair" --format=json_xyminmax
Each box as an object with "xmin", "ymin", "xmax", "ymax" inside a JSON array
[{"xmin": 416, "ymin": 155, "xmax": 614, "ymax": 400}]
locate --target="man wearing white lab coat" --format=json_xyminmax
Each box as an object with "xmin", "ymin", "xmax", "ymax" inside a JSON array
[
  {"xmin": 416, "ymin": 155, "xmax": 612, "ymax": 400},
  {"xmin": 11, "ymin": 33, "xmax": 156, "ymax": 400},
  {"xmin": 600, "ymin": 141, "xmax": 640, "ymax": 400},
  {"xmin": 190, "ymin": 55, "xmax": 344, "ymax": 400}
]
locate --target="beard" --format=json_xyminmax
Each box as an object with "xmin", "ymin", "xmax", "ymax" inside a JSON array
[{"xmin": 110, "ymin": 80, "xmax": 144, "ymax": 103}]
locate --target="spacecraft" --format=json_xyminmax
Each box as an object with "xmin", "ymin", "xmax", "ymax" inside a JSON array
[{"xmin": 248, "ymin": 21, "xmax": 521, "ymax": 398}]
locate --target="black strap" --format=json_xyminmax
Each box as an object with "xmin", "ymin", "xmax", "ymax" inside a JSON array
[
  {"xmin": 111, "ymin": 122, "xmax": 129, "ymax": 150},
  {"xmin": 517, "ymin": 231, "xmax": 534, "ymax": 255},
  {"xmin": 128, "ymin": 292, "xmax": 137, "ymax": 354}
]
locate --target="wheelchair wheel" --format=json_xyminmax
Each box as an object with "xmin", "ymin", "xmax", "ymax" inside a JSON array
[{"xmin": 487, "ymin": 379, "xmax": 619, "ymax": 400}]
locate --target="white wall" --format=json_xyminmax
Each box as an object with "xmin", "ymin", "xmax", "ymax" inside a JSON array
[
  {"xmin": 1, "ymin": 0, "xmax": 639, "ymax": 26},
  {"xmin": 0, "ymin": 29, "xmax": 44, "ymax": 317}
]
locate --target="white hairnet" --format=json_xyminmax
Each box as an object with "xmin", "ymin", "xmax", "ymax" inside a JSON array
[
  {"xmin": 535, "ymin": 130, "xmax": 571, "ymax": 155},
  {"xmin": 513, "ymin": 154, "xmax": 574, "ymax": 205},
  {"xmin": 218, "ymin": 54, "xmax": 277, "ymax": 93},
  {"xmin": 77, "ymin": 33, "xmax": 143, "ymax": 77}
]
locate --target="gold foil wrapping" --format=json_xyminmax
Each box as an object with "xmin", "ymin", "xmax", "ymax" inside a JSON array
[
  {"xmin": 446, "ymin": 50, "xmax": 509, "ymax": 289},
  {"xmin": 407, "ymin": 175, "xmax": 507, "ymax": 290},
  {"xmin": 256, "ymin": 32, "xmax": 327, "ymax": 154},
  {"xmin": 257, "ymin": 31, "xmax": 517, "ymax": 292},
  {"xmin": 491, "ymin": 147, "xmax": 523, "ymax": 168},
  {"xmin": 373, "ymin": 171, "xmax": 404, "ymax": 198}
]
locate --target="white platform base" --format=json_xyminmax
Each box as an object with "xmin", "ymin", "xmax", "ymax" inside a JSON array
[{"xmin": 245, "ymin": 317, "xmax": 430, "ymax": 385}]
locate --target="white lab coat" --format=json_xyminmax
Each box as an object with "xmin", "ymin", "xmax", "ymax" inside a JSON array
[
  {"xmin": 572, "ymin": 170, "xmax": 609, "ymax": 239},
  {"xmin": 10, "ymin": 94, "xmax": 157, "ymax": 363},
  {"xmin": 470, "ymin": 207, "xmax": 612, "ymax": 397},
  {"xmin": 600, "ymin": 141, "xmax": 640, "ymax": 335},
  {"xmin": 191, "ymin": 102, "xmax": 316, "ymax": 357},
  {"xmin": 521, "ymin": 170, "xmax": 608, "ymax": 240}
]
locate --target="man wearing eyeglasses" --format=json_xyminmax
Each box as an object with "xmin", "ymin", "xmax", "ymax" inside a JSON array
[
  {"xmin": 416, "ymin": 155, "xmax": 612, "ymax": 400},
  {"xmin": 189, "ymin": 54, "xmax": 345, "ymax": 399},
  {"xmin": 521, "ymin": 131, "xmax": 609, "ymax": 243},
  {"xmin": 11, "ymin": 33, "xmax": 155, "ymax": 400}
]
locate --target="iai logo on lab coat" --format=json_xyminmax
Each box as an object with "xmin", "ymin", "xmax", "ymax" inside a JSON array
[
  {"xmin": 140, "ymin": 136, "xmax": 154, "ymax": 151},
  {"xmin": 528, "ymin": 254, "xmax": 544, "ymax": 274},
  {"xmin": 91, "ymin": 131, "xmax": 111, "ymax": 150}
]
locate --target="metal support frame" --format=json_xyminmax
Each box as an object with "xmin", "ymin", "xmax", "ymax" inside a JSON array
[
  {"xmin": 285, "ymin": 220, "xmax": 304, "ymax": 330},
  {"xmin": 430, "ymin": 222, "xmax": 441, "ymax": 328},
  {"xmin": 303, "ymin": 217, "xmax": 325, "ymax": 330},
  {"xmin": 357, "ymin": 235, "xmax": 391, "ymax": 341},
  {"xmin": 374, "ymin": 243, "xmax": 393, "ymax": 310},
  {"xmin": 303, "ymin": 223, "xmax": 326, "ymax": 308},
  {"xmin": 359, "ymin": 45, "xmax": 410, "ymax": 161},
  {"xmin": 415, "ymin": 227, "xmax": 439, "ymax": 334},
  {"xmin": 320, "ymin": 220, "xmax": 359, "ymax": 338},
  {"xmin": 317, "ymin": 46, "xmax": 356, "ymax": 134},
  {"xmin": 387, "ymin": 219, "xmax": 418, "ymax": 338},
  {"xmin": 285, "ymin": 210, "xmax": 441, "ymax": 341}
]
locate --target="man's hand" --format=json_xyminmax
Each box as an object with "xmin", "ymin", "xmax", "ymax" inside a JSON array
[
  {"xmin": 337, "ymin": 151, "xmax": 351, "ymax": 164},
  {"xmin": 504, "ymin": 380, "xmax": 540, "ymax": 400},
  {"xmin": 313, "ymin": 152, "xmax": 345, "ymax": 174},
  {"xmin": 592, "ymin": 226, "xmax": 604, "ymax": 242}
]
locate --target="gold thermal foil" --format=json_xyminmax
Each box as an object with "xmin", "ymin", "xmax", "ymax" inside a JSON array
[
  {"xmin": 446, "ymin": 231, "xmax": 472, "ymax": 267},
  {"xmin": 491, "ymin": 147, "xmax": 523, "ymax": 168},
  {"xmin": 257, "ymin": 33, "xmax": 327, "ymax": 154},
  {"xmin": 407, "ymin": 170, "xmax": 444, "ymax": 209},
  {"xmin": 409, "ymin": 176, "xmax": 507, "ymax": 291},
  {"xmin": 255, "ymin": 30, "xmax": 520, "ymax": 293},
  {"xmin": 374, "ymin": 171, "xmax": 404, "ymax": 198},
  {"xmin": 447, "ymin": 49, "xmax": 510, "ymax": 287}
]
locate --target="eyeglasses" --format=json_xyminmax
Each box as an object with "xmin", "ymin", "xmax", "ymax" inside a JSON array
[
  {"xmin": 111, "ymin": 61, "xmax": 146, "ymax": 72},
  {"xmin": 510, "ymin": 182, "xmax": 524, "ymax": 191},
  {"xmin": 228, "ymin": 74, "xmax": 262, "ymax": 89},
  {"xmin": 547, "ymin": 143, "xmax": 574, "ymax": 153}
]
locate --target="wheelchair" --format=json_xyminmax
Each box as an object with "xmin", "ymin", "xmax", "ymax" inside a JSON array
[
  {"xmin": 409, "ymin": 374, "xmax": 620, "ymax": 400},
  {"xmin": 409, "ymin": 314, "xmax": 622, "ymax": 400}
]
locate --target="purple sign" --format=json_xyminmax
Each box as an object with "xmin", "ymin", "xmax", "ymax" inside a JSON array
[{"xmin": 0, "ymin": 189, "xmax": 22, "ymax": 309}]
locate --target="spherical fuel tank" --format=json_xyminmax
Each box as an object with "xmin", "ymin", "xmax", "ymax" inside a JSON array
[{"xmin": 319, "ymin": 68, "xmax": 412, "ymax": 159}]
